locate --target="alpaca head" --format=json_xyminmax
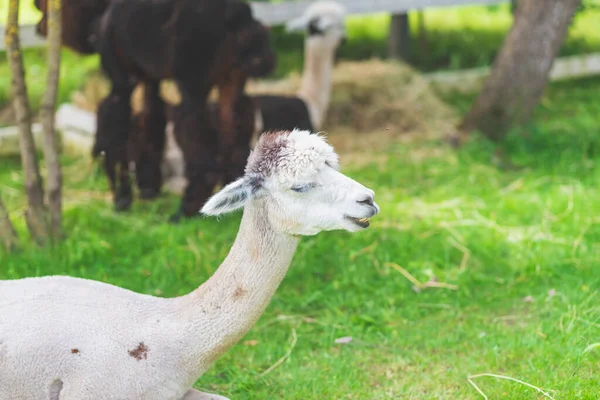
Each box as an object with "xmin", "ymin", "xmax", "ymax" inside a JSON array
[
  {"xmin": 224, "ymin": 0, "xmax": 276, "ymax": 78},
  {"xmin": 201, "ymin": 130, "xmax": 379, "ymax": 235},
  {"xmin": 285, "ymin": 1, "xmax": 347, "ymax": 50},
  {"xmin": 35, "ymin": 0, "xmax": 109, "ymax": 54}
]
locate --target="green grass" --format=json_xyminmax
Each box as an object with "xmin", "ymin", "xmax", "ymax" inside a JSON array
[
  {"xmin": 2, "ymin": 3, "xmax": 600, "ymax": 112},
  {"xmin": 335, "ymin": 3, "xmax": 600, "ymax": 71},
  {"xmin": 2, "ymin": 75, "xmax": 600, "ymax": 398}
]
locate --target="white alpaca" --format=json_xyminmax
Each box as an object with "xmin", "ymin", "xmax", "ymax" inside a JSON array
[
  {"xmin": 253, "ymin": 1, "xmax": 346, "ymax": 138},
  {"xmin": 0, "ymin": 129, "xmax": 379, "ymax": 400}
]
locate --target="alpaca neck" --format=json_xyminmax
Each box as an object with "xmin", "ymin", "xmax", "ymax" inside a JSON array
[
  {"xmin": 178, "ymin": 199, "xmax": 299, "ymax": 377},
  {"xmin": 297, "ymin": 38, "xmax": 336, "ymax": 131}
]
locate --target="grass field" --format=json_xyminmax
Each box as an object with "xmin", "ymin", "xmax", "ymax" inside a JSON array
[
  {"xmin": 1, "ymin": 74, "xmax": 599, "ymax": 397},
  {"xmin": 1, "ymin": 3, "xmax": 599, "ymax": 113}
]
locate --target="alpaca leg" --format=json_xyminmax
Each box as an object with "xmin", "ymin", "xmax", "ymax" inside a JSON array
[
  {"xmin": 94, "ymin": 23, "xmax": 136, "ymax": 211},
  {"xmin": 93, "ymin": 15, "xmax": 135, "ymax": 158},
  {"xmin": 101, "ymin": 137, "xmax": 132, "ymax": 212},
  {"xmin": 134, "ymin": 81, "xmax": 167, "ymax": 200},
  {"xmin": 170, "ymin": 102, "xmax": 221, "ymax": 222},
  {"xmin": 181, "ymin": 388, "xmax": 230, "ymax": 400},
  {"xmin": 95, "ymin": 90, "xmax": 134, "ymax": 211}
]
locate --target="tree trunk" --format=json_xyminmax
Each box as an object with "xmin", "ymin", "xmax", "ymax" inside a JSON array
[
  {"xmin": 41, "ymin": 0, "xmax": 63, "ymax": 239},
  {"xmin": 5, "ymin": 0, "xmax": 49, "ymax": 244},
  {"xmin": 0, "ymin": 196, "xmax": 19, "ymax": 251},
  {"xmin": 459, "ymin": 0, "xmax": 581, "ymax": 140}
]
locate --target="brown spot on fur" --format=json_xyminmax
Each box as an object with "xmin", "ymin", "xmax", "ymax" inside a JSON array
[
  {"xmin": 128, "ymin": 342, "xmax": 149, "ymax": 361},
  {"xmin": 233, "ymin": 285, "xmax": 247, "ymax": 299},
  {"xmin": 71, "ymin": 348, "xmax": 80, "ymax": 354}
]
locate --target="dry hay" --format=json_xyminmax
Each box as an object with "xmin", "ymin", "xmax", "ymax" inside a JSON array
[{"xmin": 328, "ymin": 60, "xmax": 457, "ymax": 137}]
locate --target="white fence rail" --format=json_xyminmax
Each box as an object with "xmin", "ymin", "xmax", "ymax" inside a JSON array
[
  {"xmin": 252, "ymin": 0, "xmax": 505, "ymax": 25},
  {"xmin": 0, "ymin": 0, "xmax": 507, "ymax": 51},
  {"xmin": 0, "ymin": 24, "xmax": 39, "ymax": 50},
  {"xmin": 426, "ymin": 52, "xmax": 600, "ymax": 90}
]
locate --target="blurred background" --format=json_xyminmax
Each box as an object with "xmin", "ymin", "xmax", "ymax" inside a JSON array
[
  {"xmin": 1, "ymin": 1, "xmax": 600, "ymax": 398},
  {"xmin": 0, "ymin": 1, "xmax": 599, "ymax": 110}
]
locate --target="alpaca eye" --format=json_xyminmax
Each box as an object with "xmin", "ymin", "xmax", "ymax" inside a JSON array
[{"xmin": 291, "ymin": 183, "xmax": 315, "ymax": 193}]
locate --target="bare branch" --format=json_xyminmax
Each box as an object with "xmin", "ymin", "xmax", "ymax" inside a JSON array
[
  {"xmin": 41, "ymin": 0, "xmax": 64, "ymax": 239},
  {"xmin": 5, "ymin": 0, "xmax": 49, "ymax": 244}
]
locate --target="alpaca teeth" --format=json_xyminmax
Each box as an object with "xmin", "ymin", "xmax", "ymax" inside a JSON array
[{"xmin": 358, "ymin": 218, "xmax": 370, "ymax": 223}]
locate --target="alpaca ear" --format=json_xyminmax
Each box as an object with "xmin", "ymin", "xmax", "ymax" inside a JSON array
[{"xmin": 201, "ymin": 176, "xmax": 263, "ymax": 216}]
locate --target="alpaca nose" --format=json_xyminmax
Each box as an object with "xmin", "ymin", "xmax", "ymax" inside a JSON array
[
  {"xmin": 356, "ymin": 192, "xmax": 379, "ymax": 215},
  {"xmin": 357, "ymin": 195, "xmax": 374, "ymax": 207}
]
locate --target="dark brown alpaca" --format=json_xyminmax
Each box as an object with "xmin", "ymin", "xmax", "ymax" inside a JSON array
[
  {"xmin": 93, "ymin": 0, "xmax": 274, "ymax": 220},
  {"xmin": 117, "ymin": 4, "xmax": 275, "ymax": 220},
  {"xmin": 34, "ymin": 0, "xmax": 274, "ymax": 219},
  {"xmin": 91, "ymin": 0, "xmax": 225, "ymax": 213},
  {"xmin": 33, "ymin": 0, "xmax": 230, "ymax": 211}
]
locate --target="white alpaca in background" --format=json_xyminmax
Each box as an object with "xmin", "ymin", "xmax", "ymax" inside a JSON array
[
  {"xmin": 253, "ymin": 1, "xmax": 346, "ymax": 138},
  {"xmin": 0, "ymin": 129, "xmax": 379, "ymax": 400}
]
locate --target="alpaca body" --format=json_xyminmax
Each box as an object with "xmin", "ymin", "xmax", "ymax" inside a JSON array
[
  {"xmin": 160, "ymin": 1, "xmax": 346, "ymax": 187},
  {"xmin": 92, "ymin": 0, "xmax": 228, "ymax": 215},
  {"xmin": 1, "ymin": 130, "xmax": 378, "ymax": 399},
  {"xmin": 0, "ymin": 203, "xmax": 297, "ymax": 400},
  {"xmin": 254, "ymin": 95, "xmax": 314, "ymax": 133},
  {"xmin": 0, "ymin": 276, "xmax": 192, "ymax": 400},
  {"xmin": 159, "ymin": 9, "xmax": 339, "ymax": 180},
  {"xmin": 92, "ymin": 0, "xmax": 275, "ymax": 219}
]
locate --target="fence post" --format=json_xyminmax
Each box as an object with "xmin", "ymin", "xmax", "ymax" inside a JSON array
[{"xmin": 388, "ymin": 13, "xmax": 411, "ymax": 61}]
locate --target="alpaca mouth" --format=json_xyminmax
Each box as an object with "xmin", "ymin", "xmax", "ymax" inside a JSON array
[{"xmin": 345, "ymin": 216, "xmax": 371, "ymax": 228}]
